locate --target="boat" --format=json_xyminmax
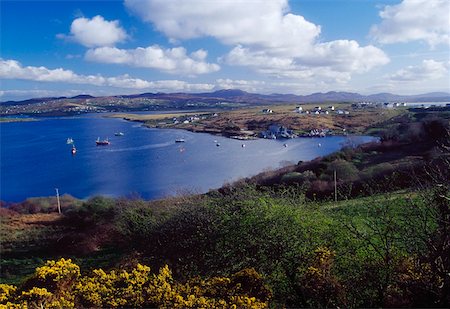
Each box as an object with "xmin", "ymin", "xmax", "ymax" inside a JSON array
[
  {"xmin": 115, "ymin": 132, "xmax": 124, "ymax": 136},
  {"xmin": 283, "ymin": 143, "xmax": 288, "ymax": 147},
  {"xmin": 175, "ymin": 138, "xmax": 185, "ymax": 143},
  {"xmin": 96, "ymin": 137, "xmax": 110, "ymax": 146},
  {"xmin": 216, "ymin": 143, "xmax": 220, "ymax": 147},
  {"xmin": 66, "ymin": 138, "xmax": 74, "ymax": 144},
  {"xmin": 71, "ymin": 145, "xmax": 77, "ymax": 155},
  {"xmin": 241, "ymin": 144, "xmax": 246, "ymax": 148}
]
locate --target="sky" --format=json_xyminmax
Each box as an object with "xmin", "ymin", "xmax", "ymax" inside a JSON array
[{"xmin": 0, "ymin": 0, "xmax": 449, "ymax": 101}]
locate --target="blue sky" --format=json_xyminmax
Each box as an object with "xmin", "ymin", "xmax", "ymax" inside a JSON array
[{"xmin": 1, "ymin": 0, "xmax": 449, "ymax": 101}]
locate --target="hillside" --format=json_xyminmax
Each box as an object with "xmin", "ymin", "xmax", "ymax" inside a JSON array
[
  {"xmin": 1, "ymin": 89, "xmax": 449, "ymax": 117},
  {"xmin": 1, "ymin": 106, "xmax": 449, "ymax": 307}
]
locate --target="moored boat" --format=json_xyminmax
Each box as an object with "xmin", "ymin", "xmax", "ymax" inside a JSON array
[{"xmin": 96, "ymin": 137, "xmax": 110, "ymax": 145}]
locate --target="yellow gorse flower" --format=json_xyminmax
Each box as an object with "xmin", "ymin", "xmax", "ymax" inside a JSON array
[{"xmin": 1, "ymin": 258, "xmax": 270, "ymax": 308}]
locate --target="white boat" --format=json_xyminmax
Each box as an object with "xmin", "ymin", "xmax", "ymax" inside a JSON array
[
  {"xmin": 66, "ymin": 138, "xmax": 74, "ymax": 144},
  {"xmin": 115, "ymin": 132, "xmax": 124, "ymax": 136},
  {"xmin": 175, "ymin": 138, "xmax": 185, "ymax": 143}
]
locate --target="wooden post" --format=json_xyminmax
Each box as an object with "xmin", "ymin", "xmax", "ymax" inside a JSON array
[
  {"xmin": 334, "ymin": 170, "xmax": 337, "ymax": 202},
  {"xmin": 55, "ymin": 188, "xmax": 61, "ymax": 214}
]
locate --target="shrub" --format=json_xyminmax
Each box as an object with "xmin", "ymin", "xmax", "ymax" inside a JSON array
[
  {"xmin": 1, "ymin": 259, "xmax": 271, "ymax": 308},
  {"xmin": 326, "ymin": 160, "xmax": 359, "ymax": 181}
]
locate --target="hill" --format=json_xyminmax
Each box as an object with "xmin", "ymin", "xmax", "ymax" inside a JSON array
[
  {"xmin": 1, "ymin": 89, "xmax": 449, "ymax": 116},
  {"xmin": 1, "ymin": 106, "xmax": 449, "ymax": 307}
]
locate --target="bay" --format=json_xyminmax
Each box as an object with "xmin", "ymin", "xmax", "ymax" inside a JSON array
[{"xmin": 0, "ymin": 114, "xmax": 377, "ymax": 202}]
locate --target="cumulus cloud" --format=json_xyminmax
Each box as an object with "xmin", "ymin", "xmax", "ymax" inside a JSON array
[
  {"xmin": 66, "ymin": 15, "xmax": 127, "ymax": 47},
  {"xmin": 85, "ymin": 45, "xmax": 220, "ymax": 75},
  {"xmin": 0, "ymin": 59, "xmax": 214, "ymax": 91},
  {"xmin": 125, "ymin": 0, "xmax": 389, "ymax": 82},
  {"xmin": 125, "ymin": 0, "xmax": 319, "ymax": 51},
  {"xmin": 388, "ymin": 59, "xmax": 449, "ymax": 82},
  {"xmin": 370, "ymin": 0, "xmax": 450, "ymax": 47},
  {"xmin": 215, "ymin": 79, "xmax": 266, "ymax": 92},
  {"xmin": 224, "ymin": 42, "xmax": 388, "ymax": 82}
]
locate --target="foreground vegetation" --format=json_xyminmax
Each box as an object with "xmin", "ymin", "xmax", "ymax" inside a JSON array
[
  {"xmin": 0, "ymin": 259, "xmax": 271, "ymax": 308},
  {"xmin": 1, "ymin": 106, "xmax": 449, "ymax": 307}
]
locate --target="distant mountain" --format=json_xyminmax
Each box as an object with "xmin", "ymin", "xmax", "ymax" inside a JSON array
[
  {"xmin": 1, "ymin": 97, "xmax": 67, "ymax": 106},
  {"xmin": 70, "ymin": 94, "xmax": 95, "ymax": 99},
  {"xmin": 366, "ymin": 92, "xmax": 450, "ymax": 102},
  {"xmin": 2, "ymin": 89, "xmax": 449, "ymax": 106}
]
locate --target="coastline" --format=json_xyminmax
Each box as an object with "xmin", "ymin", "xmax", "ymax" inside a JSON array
[
  {"xmin": 0, "ymin": 117, "xmax": 37, "ymax": 123},
  {"xmin": 108, "ymin": 103, "xmax": 400, "ymax": 139}
]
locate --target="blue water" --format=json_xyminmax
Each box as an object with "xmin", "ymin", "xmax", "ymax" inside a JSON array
[{"xmin": 0, "ymin": 115, "xmax": 377, "ymax": 202}]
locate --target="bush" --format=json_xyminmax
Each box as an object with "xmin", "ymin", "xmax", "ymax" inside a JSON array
[
  {"xmin": 326, "ymin": 160, "xmax": 359, "ymax": 181},
  {"xmin": 2, "ymin": 259, "xmax": 271, "ymax": 308}
]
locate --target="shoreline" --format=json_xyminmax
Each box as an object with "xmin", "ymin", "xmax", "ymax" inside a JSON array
[
  {"xmin": 109, "ymin": 107, "xmax": 373, "ymax": 140},
  {"xmin": 0, "ymin": 117, "xmax": 37, "ymax": 123}
]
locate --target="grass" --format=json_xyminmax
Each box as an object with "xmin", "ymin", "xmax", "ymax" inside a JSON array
[{"xmin": 0, "ymin": 185, "xmax": 443, "ymax": 307}]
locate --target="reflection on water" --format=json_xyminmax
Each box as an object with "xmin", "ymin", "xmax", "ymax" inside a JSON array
[{"xmin": 1, "ymin": 115, "xmax": 377, "ymax": 202}]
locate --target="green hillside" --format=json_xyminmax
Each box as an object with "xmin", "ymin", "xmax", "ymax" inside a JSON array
[{"xmin": 1, "ymin": 106, "xmax": 449, "ymax": 307}]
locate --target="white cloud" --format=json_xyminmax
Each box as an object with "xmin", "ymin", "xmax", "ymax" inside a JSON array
[
  {"xmin": 370, "ymin": 0, "xmax": 450, "ymax": 47},
  {"xmin": 125, "ymin": 0, "xmax": 388, "ymax": 83},
  {"xmin": 67, "ymin": 15, "xmax": 127, "ymax": 47},
  {"xmin": 388, "ymin": 59, "xmax": 449, "ymax": 82},
  {"xmin": 0, "ymin": 59, "xmax": 214, "ymax": 91},
  {"xmin": 224, "ymin": 42, "xmax": 388, "ymax": 82},
  {"xmin": 125, "ymin": 0, "xmax": 319, "ymax": 50},
  {"xmin": 215, "ymin": 79, "xmax": 266, "ymax": 92},
  {"xmin": 0, "ymin": 59, "xmax": 89, "ymax": 83},
  {"xmin": 85, "ymin": 45, "xmax": 220, "ymax": 75},
  {"xmin": 148, "ymin": 80, "xmax": 214, "ymax": 92}
]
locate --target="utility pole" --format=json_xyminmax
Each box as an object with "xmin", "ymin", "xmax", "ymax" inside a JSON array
[
  {"xmin": 334, "ymin": 170, "xmax": 337, "ymax": 202},
  {"xmin": 55, "ymin": 188, "xmax": 61, "ymax": 214}
]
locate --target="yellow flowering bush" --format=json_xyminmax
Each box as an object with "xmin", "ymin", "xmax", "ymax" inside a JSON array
[
  {"xmin": 297, "ymin": 247, "xmax": 345, "ymax": 307},
  {"xmin": 0, "ymin": 258, "xmax": 270, "ymax": 308},
  {"xmin": 35, "ymin": 258, "xmax": 80, "ymax": 284},
  {"xmin": 0, "ymin": 302, "xmax": 26, "ymax": 309},
  {"xmin": 0, "ymin": 284, "xmax": 16, "ymax": 303},
  {"xmin": 20, "ymin": 287, "xmax": 53, "ymax": 306}
]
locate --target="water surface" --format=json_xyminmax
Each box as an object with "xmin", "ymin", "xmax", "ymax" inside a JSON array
[{"xmin": 1, "ymin": 115, "xmax": 376, "ymax": 202}]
